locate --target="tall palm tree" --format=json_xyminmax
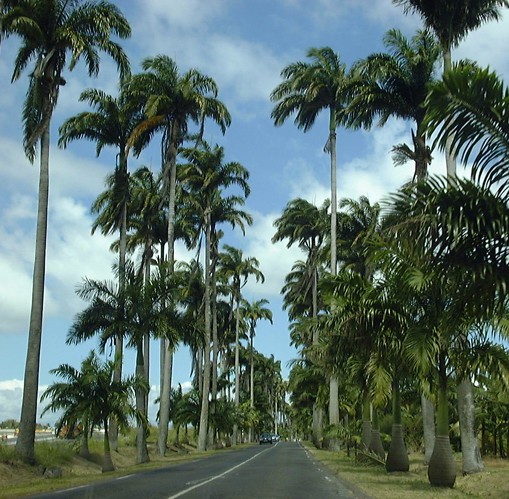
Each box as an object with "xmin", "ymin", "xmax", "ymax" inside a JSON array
[
  {"xmin": 42, "ymin": 352, "xmax": 146, "ymax": 472},
  {"xmin": 347, "ymin": 29, "xmax": 440, "ymax": 182},
  {"xmin": 273, "ymin": 197, "xmax": 329, "ymax": 445},
  {"xmin": 179, "ymin": 142, "xmax": 251, "ymax": 450},
  {"xmin": 59, "ymin": 84, "xmax": 144, "ymax": 450},
  {"xmin": 3, "ymin": 0, "xmax": 130, "ymax": 464},
  {"xmin": 127, "ymin": 56, "xmax": 231, "ymax": 454},
  {"xmin": 393, "ymin": 0, "xmax": 509, "ymax": 176},
  {"xmin": 218, "ymin": 245, "xmax": 264, "ymax": 445},
  {"xmin": 271, "ymin": 47, "xmax": 353, "ymax": 430}
]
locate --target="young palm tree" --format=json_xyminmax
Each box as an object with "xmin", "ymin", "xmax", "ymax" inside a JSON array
[
  {"xmin": 425, "ymin": 65, "xmax": 509, "ymax": 189},
  {"xmin": 3, "ymin": 0, "xmax": 130, "ymax": 464},
  {"xmin": 383, "ymin": 176, "xmax": 509, "ymax": 485},
  {"xmin": 41, "ymin": 352, "xmax": 146, "ymax": 472},
  {"xmin": 68, "ymin": 262, "xmax": 186, "ymax": 464},
  {"xmin": 347, "ymin": 29, "xmax": 440, "ymax": 182},
  {"xmin": 218, "ymin": 245, "xmax": 264, "ymax": 445},
  {"xmin": 393, "ymin": 0, "xmax": 509, "ymax": 176}
]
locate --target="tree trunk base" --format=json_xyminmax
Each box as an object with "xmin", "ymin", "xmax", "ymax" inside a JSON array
[
  {"xmin": 368, "ymin": 430, "xmax": 385, "ymax": 460},
  {"xmin": 386, "ymin": 424, "xmax": 409, "ymax": 472},
  {"xmin": 428, "ymin": 435, "xmax": 457, "ymax": 487}
]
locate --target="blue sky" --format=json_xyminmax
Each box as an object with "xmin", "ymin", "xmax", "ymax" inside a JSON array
[{"xmin": 1, "ymin": 0, "xmax": 509, "ymax": 425}]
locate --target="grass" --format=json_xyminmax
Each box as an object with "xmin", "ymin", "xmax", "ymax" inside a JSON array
[
  {"xmin": 0, "ymin": 428, "xmax": 243, "ymax": 499},
  {"xmin": 303, "ymin": 442, "xmax": 509, "ymax": 499}
]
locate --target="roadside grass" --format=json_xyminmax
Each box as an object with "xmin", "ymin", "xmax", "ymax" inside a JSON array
[
  {"xmin": 303, "ymin": 442, "xmax": 509, "ymax": 499},
  {"xmin": 0, "ymin": 427, "xmax": 242, "ymax": 499}
]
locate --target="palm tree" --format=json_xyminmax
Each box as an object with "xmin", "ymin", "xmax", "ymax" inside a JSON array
[
  {"xmin": 347, "ymin": 29, "xmax": 440, "ymax": 182},
  {"xmin": 3, "ymin": 0, "xmax": 130, "ymax": 464},
  {"xmin": 383, "ymin": 176, "xmax": 509, "ymax": 486},
  {"xmin": 68, "ymin": 262, "xmax": 186, "ymax": 464},
  {"xmin": 218, "ymin": 245, "xmax": 264, "ymax": 445},
  {"xmin": 41, "ymin": 351, "xmax": 146, "ymax": 472},
  {"xmin": 127, "ymin": 56, "xmax": 231, "ymax": 454},
  {"xmin": 59, "ymin": 84, "xmax": 144, "ymax": 450},
  {"xmin": 425, "ymin": 65, "xmax": 509, "ymax": 190},
  {"xmin": 179, "ymin": 142, "xmax": 251, "ymax": 450},
  {"xmin": 393, "ymin": 0, "xmax": 509, "ymax": 176},
  {"xmin": 241, "ymin": 298, "xmax": 273, "ymax": 440},
  {"xmin": 272, "ymin": 198, "xmax": 329, "ymax": 445},
  {"xmin": 271, "ymin": 47, "xmax": 353, "ymax": 431}
]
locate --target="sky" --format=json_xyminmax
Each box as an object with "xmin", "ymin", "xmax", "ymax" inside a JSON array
[{"xmin": 1, "ymin": 0, "xmax": 509, "ymax": 426}]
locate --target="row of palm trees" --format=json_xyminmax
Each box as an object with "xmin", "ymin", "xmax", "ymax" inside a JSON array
[
  {"xmin": 1, "ymin": 0, "xmax": 284, "ymax": 465},
  {"xmin": 270, "ymin": 0, "xmax": 509, "ymax": 490}
]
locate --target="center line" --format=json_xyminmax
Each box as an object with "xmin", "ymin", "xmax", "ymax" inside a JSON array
[{"xmin": 166, "ymin": 447, "xmax": 272, "ymax": 499}]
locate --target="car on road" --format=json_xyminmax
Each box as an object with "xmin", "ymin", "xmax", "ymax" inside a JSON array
[{"xmin": 259, "ymin": 433, "xmax": 272, "ymax": 444}]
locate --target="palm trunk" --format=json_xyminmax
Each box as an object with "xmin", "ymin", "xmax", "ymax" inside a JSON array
[
  {"xmin": 368, "ymin": 408, "xmax": 385, "ymax": 460},
  {"xmin": 79, "ymin": 421, "xmax": 91, "ymax": 460},
  {"xmin": 157, "ymin": 342, "xmax": 173, "ymax": 455},
  {"xmin": 198, "ymin": 211, "xmax": 212, "ymax": 451},
  {"xmin": 208, "ymin": 248, "xmax": 219, "ymax": 448},
  {"xmin": 328, "ymin": 112, "xmax": 340, "ymax": 443},
  {"xmin": 102, "ymin": 420, "xmax": 115, "ymax": 473},
  {"xmin": 421, "ymin": 393, "xmax": 436, "ymax": 464},
  {"xmin": 442, "ymin": 46, "xmax": 457, "ymax": 179},
  {"xmin": 110, "ymin": 160, "xmax": 128, "ymax": 453},
  {"xmin": 428, "ymin": 354, "xmax": 456, "ymax": 487},
  {"xmin": 232, "ymin": 293, "xmax": 241, "ymax": 446},
  {"xmin": 361, "ymin": 393, "xmax": 372, "ymax": 451},
  {"xmin": 458, "ymin": 378, "xmax": 484, "ymax": 474},
  {"xmin": 16, "ymin": 125, "xmax": 50, "ymax": 465},
  {"xmin": 386, "ymin": 378, "xmax": 409, "ymax": 472},
  {"xmin": 136, "ymin": 341, "xmax": 150, "ymax": 464}
]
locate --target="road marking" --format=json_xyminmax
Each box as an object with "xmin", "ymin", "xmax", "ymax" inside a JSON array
[
  {"xmin": 116, "ymin": 474, "xmax": 134, "ymax": 480},
  {"xmin": 166, "ymin": 447, "xmax": 272, "ymax": 499}
]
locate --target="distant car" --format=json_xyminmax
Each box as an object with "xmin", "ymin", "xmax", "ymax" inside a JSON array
[
  {"xmin": 259, "ymin": 433, "xmax": 272, "ymax": 444},
  {"xmin": 271, "ymin": 434, "xmax": 280, "ymax": 443}
]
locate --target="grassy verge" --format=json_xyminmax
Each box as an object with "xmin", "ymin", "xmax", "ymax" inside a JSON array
[
  {"xmin": 303, "ymin": 442, "xmax": 509, "ymax": 499},
  {"xmin": 0, "ymin": 429, "xmax": 244, "ymax": 499}
]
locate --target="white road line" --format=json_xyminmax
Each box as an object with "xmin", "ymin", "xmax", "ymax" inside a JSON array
[
  {"xmin": 116, "ymin": 474, "xmax": 134, "ymax": 480},
  {"xmin": 166, "ymin": 447, "xmax": 272, "ymax": 499}
]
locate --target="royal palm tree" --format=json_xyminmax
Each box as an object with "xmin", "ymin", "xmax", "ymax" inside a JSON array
[
  {"xmin": 241, "ymin": 298, "xmax": 273, "ymax": 440},
  {"xmin": 179, "ymin": 142, "xmax": 251, "ymax": 450},
  {"xmin": 393, "ymin": 0, "xmax": 509, "ymax": 176},
  {"xmin": 218, "ymin": 245, "xmax": 264, "ymax": 445},
  {"xmin": 271, "ymin": 48, "xmax": 353, "ymax": 430},
  {"xmin": 59, "ymin": 85, "xmax": 144, "ymax": 449},
  {"xmin": 347, "ymin": 29, "xmax": 440, "ymax": 182},
  {"xmin": 3, "ymin": 0, "xmax": 130, "ymax": 464},
  {"xmin": 127, "ymin": 56, "xmax": 231, "ymax": 454},
  {"xmin": 42, "ymin": 352, "xmax": 146, "ymax": 472},
  {"xmin": 273, "ymin": 198, "xmax": 329, "ymax": 445}
]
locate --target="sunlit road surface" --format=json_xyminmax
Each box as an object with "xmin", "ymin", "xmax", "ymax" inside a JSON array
[
  {"xmin": 26, "ymin": 441, "xmax": 368, "ymax": 499},
  {"xmin": 0, "ymin": 430, "xmax": 55, "ymax": 446}
]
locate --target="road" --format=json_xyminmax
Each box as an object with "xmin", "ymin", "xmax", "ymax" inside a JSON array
[{"xmin": 26, "ymin": 441, "xmax": 368, "ymax": 499}]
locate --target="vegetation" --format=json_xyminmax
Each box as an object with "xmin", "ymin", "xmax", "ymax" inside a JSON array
[{"xmin": 3, "ymin": 0, "xmax": 509, "ymax": 495}]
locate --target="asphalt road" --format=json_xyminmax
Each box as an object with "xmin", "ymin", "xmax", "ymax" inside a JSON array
[{"xmin": 27, "ymin": 441, "xmax": 366, "ymax": 499}]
